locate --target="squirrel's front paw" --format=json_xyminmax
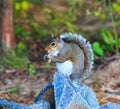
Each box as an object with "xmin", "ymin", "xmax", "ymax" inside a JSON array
[
  {"xmin": 44, "ymin": 54, "xmax": 52, "ymax": 63},
  {"xmin": 44, "ymin": 54, "xmax": 49, "ymax": 60}
]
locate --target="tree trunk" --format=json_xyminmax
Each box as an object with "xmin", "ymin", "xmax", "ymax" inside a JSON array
[
  {"xmin": 0, "ymin": 1, "xmax": 3, "ymax": 49},
  {"xmin": 2, "ymin": 0, "xmax": 15, "ymax": 51}
]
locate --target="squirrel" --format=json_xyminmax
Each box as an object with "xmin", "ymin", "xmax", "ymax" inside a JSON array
[{"xmin": 44, "ymin": 32, "xmax": 94, "ymax": 81}]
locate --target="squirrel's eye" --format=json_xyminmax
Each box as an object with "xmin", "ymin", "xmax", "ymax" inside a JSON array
[{"xmin": 51, "ymin": 42, "xmax": 56, "ymax": 46}]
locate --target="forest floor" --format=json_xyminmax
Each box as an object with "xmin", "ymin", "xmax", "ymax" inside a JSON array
[{"xmin": 0, "ymin": 54, "xmax": 120, "ymax": 106}]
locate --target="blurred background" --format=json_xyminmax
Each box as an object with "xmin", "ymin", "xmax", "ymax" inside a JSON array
[{"xmin": 0, "ymin": 0, "xmax": 120, "ymax": 106}]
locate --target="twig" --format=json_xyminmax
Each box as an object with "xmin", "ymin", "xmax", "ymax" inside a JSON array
[{"xmin": 108, "ymin": 0, "xmax": 119, "ymax": 55}]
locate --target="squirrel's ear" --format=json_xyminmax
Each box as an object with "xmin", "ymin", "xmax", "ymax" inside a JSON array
[
  {"xmin": 56, "ymin": 36, "xmax": 61, "ymax": 42},
  {"xmin": 51, "ymin": 34, "xmax": 55, "ymax": 38},
  {"xmin": 50, "ymin": 34, "xmax": 60, "ymax": 41},
  {"xmin": 51, "ymin": 34, "xmax": 58, "ymax": 39}
]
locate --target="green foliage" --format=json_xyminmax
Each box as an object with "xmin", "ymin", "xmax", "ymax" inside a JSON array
[
  {"xmin": 14, "ymin": 0, "xmax": 29, "ymax": 11},
  {"xmin": 93, "ymin": 25, "xmax": 119, "ymax": 56},
  {"xmin": 9, "ymin": 83, "xmax": 23, "ymax": 93},
  {"xmin": 100, "ymin": 26, "xmax": 120, "ymax": 54},
  {"xmin": 0, "ymin": 42, "xmax": 28, "ymax": 68},
  {"xmin": 97, "ymin": 0, "xmax": 119, "ymax": 55},
  {"xmin": 15, "ymin": 24, "xmax": 30, "ymax": 38},
  {"xmin": 100, "ymin": 27, "xmax": 116, "ymax": 52},
  {"xmin": 86, "ymin": 9, "xmax": 91, "ymax": 16},
  {"xmin": 21, "ymin": 1, "xmax": 29, "ymax": 10},
  {"xmin": 87, "ymin": 0, "xmax": 120, "ymax": 56},
  {"xmin": 45, "ymin": 62, "xmax": 50, "ymax": 68},
  {"xmin": 13, "ymin": 0, "xmax": 120, "ymax": 58},
  {"xmin": 13, "ymin": 0, "xmax": 80, "ymax": 41},
  {"xmin": 92, "ymin": 42, "xmax": 104, "ymax": 56},
  {"xmin": 101, "ymin": 30, "xmax": 115, "ymax": 45},
  {"xmin": 27, "ymin": 0, "xmax": 42, "ymax": 5},
  {"xmin": 67, "ymin": 0, "xmax": 83, "ymax": 16},
  {"xmin": 0, "ymin": 50, "xmax": 28, "ymax": 68},
  {"xmin": 9, "ymin": 83, "xmax": 23, "ymax": 97},
  {"xmin": 30, "ymin": 23, "xmax": 48, "ymax": 37},
  {"xmin": 28, "ymin": 64, "xmax": 35, "ymax": 76},
  {"xmin": 112, "ymin": 2, "xmax": 120, "ymax": 12},
  {"xmin": 14, "ymin": 1, "xmax": 49, "ymax": 39},
  {"xmin": 108, "ymin": 0, "xmax": 119, "ymax": 55},
  {"xmin": 14, "ymin": 2, "xmax": 21, "ymax": 10},
  {"xmin": 92, "ymin": 77, "xmax": 100, "ymax": 87},
  {"xmin": 102, "ymin": 43, "xmax": 112, "ymax": 51},
  {"xmin": 10, "ymin": 87, "xmax": 17, "ymax": 93},
  {"xmin": 42, "ymin": 8, "xmax": 77, "ymax": 33},
  {"xmin": 17, "ymin": 42, "xmax": 27, "ymax": 53},
  {"xmin": 117, "ymin": 38, "xmax": 120, "ymax": 46}
]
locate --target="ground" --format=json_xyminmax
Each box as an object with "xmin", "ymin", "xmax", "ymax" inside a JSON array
[
  {"xmin": 0, "ymin": 55, "xmax": 120, "ymax": 106},
  {"xmin": 84, "ymin": 56, "xmax": 120, "ymax": 105}
]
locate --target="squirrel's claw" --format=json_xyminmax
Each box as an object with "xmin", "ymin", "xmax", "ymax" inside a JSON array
[
  {"xmin": 44, "ymin": 54, "xmax": 48, "ymax": 60},
  {"xmin": 48, "ymin": 59, "xmax": 51, "ymax": 63},
  {"xmin": 44, "ymin": 54, "xmax": 52, "ymax": 63}
]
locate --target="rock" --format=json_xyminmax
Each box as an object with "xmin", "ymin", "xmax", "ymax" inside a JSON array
[
  {"xmin": 53, "ymin": 72, "xmax": 99, "ymax": 109},
  {"xmin": 35, "ymin": 82, "xmax": 55, "ymax": 109},
  {"xmin": 0, "ymin": 98, "xmax": 50, "ymax": 109},
  {"xmin": 24, "ymin": 100, "xmax": 50, "ymax": 109},
  {"xmin": 66, "ymin": 105, "xmax": 88, "ymax": 109},
  {"xmin": 97, "ymin": 102, "xmax": 120, "ymax": 109},
  {"xmin": 5, "ymin": 69, "xmax": 16, "ymax": 74}
]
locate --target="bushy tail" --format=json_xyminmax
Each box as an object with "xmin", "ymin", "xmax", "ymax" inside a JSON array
[{"xmin": 60, "ymin": 32, "xmax": 94, "ymax": 81}]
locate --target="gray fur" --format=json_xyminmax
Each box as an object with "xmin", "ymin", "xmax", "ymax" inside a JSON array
[
  {"xmin": 60, "ymin": 32, "xmax": 94, "ymax": 81},
  {"xmin": 46, "ymin": 32, "xmax": 94, "ymax": 81}
]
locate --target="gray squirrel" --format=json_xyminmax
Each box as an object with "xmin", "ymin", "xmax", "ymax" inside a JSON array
[{"xmin": 44, "ymin": 32, "xmax": 94, "ymax": 81}]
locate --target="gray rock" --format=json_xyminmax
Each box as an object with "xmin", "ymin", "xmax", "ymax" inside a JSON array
[
  {"xmin": 53, "ymin": 72, "xmax": 99, "ymax": 109},
  {"xmin": 97, "ymin": 102, "xmax": 120, "ymax": 109},
  {"xmin": 0, "ymin": 98, "xmax": 50, "ymax": 109}
]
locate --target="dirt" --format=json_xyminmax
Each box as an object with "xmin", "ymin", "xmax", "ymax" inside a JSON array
[
  {"xmin": 84, "ymin": 56, "xmax": 120, "ymax": 105},
  {"xmin": 0, "ymin": 62, "xmax": 56, "ymax": 105},
  {"xmin": 0, "ymin": 56, "xmax": 120, "ymax": 106}
]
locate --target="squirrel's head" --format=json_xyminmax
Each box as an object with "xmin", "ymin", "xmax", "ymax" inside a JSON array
[{"xmin": 45, "ymin": 36, "xmax": 64, "ymax": 55}]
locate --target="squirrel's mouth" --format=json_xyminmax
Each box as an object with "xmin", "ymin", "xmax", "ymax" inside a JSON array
[{"xmin": 45, "ymin": 48, "xmax": 50, "ymax": 54}]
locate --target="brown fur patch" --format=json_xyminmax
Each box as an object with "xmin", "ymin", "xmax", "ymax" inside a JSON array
[{"xmin": 68, "ymin": 55, "xmax": 76, "ymax": 63}]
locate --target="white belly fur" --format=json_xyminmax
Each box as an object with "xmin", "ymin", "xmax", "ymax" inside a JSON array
[{"xmin": 56, "ymin": 60, "xmax": 73, "ymax": 76}]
